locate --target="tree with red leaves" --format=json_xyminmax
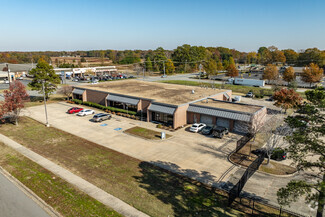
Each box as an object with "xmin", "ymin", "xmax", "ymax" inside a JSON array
[
  {"xmin": 2, "ymin": 81, "xmax": 29, "ymax": 125},
  {"xmin": 273, "ymin": 88, "xmax": 302, "ymax": 113}
]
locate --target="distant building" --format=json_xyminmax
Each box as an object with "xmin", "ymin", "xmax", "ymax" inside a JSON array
[
  {"xmin": 53, "ymin": 66, "xmax": 117, "ymax": 78},
  {"xmin": 0, "ymin": 63, "xmax": 35, "ymax": 83}
]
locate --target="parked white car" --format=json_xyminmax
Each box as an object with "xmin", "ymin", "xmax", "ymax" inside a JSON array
[
  {"xmin": 77, "ymin": 109, "xmax": 95, "ymax": 116},
  {"xmin": 189, "ymin": 123, "xmax": 206, "ymax": 133}
]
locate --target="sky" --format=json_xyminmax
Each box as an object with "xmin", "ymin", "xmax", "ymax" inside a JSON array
[{"xmin": 1, "ymin": 0, "xmax": 325, "ymax": 52}]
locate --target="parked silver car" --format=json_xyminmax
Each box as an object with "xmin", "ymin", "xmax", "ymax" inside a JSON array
[{"xmin": 91, "ymin": 113, "xmax": 111, "ymax": 122}]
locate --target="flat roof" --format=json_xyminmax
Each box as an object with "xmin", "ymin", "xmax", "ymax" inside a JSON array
[
  {"xmin": 78, "ymin": 80, "xmax": 228, "ymax": 105},
  {"xmin": 194, "ymin": 99, "xmax": 262, "ymax": 113}
]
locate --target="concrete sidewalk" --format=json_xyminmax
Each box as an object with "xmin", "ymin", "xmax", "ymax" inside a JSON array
[{"xmin": 0, "ymin": 133, "xmax": 149, "ymax": 217}]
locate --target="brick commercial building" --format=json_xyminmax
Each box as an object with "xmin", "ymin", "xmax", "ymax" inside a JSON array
[{"xmin": 72, "ymin": 80, "xmax": 266, "ymax": 134}]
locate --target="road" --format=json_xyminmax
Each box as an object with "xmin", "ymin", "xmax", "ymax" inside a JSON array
[{"xmin": 0, "ymin": 170, "xmax": 50, "ymax": 217}]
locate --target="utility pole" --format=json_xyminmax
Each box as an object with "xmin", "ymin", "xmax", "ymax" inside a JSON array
[
  {"xmin": 42, "ymin": 81, "xmax": 50, "ymax": 127},
  {"xmin": 199, "ymin": 64, "xmax": 201, "ymax": 81},
  {"xmin": 6, "ymin": 63, "xmax": 10, "ymax": 85},
  {"xmin": 143, "ymin": 65, "xmax": 145, "ymax": 80},
  {"xmin": 163, "ymin": 60, "xmax": 166, "ymax": 77}
]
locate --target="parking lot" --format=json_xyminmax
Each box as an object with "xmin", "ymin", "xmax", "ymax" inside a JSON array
[{"xmin": 23, "ymin": 102, "xmax": 242, "ymax": 186}]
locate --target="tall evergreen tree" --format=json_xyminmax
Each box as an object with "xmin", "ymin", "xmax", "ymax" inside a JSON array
[{"xmin": 28, "ymin": 58, "xmax": 60, "ymax": 99}]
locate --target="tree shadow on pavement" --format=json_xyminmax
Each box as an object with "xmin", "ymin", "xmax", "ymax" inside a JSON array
[{"xmin": 134, "ymin": 161, "xmax": 269, "ymax": 217}]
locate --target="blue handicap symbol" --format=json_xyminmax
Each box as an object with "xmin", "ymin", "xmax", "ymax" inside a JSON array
[
  {"xmin": 114, "ymin": 128, "xmax": 122, "ymax": 131},
  {"xmin": 100, "ymin": 124, "xmax": 108, "ymax": 127}
]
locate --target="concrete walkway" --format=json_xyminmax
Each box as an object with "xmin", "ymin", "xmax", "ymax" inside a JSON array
[{"xmin": 0, "ymin": 134, "xmax": 149, "ymax": 217}]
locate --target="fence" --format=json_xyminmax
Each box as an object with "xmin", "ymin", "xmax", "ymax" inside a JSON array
[
  {"xmin": 235, "ymin": 134, "xmax": 253, "ymax": 153},
  {"xmin": 229, "ymin": 194, "xmax": 306, "ymax": 217},
  {"xmin": 228, "ymin": 153, "xmax": 266, "ymax": 206}
]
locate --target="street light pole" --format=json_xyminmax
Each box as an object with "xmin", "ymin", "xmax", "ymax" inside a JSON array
[{"xmin": 42, "ymin": 81, "xmax": 50, "ymax": 127}]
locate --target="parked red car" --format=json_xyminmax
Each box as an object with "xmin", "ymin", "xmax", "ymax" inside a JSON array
[{"xmin": 67, "ymin": 107, "xmax": 83, "ymax": 114}]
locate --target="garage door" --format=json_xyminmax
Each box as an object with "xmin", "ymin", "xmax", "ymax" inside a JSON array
[
  {"xmin": 216, "ymin": 118, "xmax": 230, "ymax": 129},
  {"xmin": 233, "ymin": 121, "xmax": 249, "ymax": 134},
  {"xmin": 200, "ymin": 115, "xmax": 213, "ymax": 125}
]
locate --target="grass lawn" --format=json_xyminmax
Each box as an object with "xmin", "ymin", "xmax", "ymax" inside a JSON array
[
  {"xmin": 0, "ymin": 117, "xmax": 244, "ymax": 217},
  {"xmin": 124, "ymin": 126, "xmax": 172, "ymax": 140},
  {"xmin": 0, "ymin": 142, "xmax": 121, "ymax": 217}
]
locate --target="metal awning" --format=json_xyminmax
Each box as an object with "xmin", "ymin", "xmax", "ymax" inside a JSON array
[
  {"xmin": 148, "ymin": 104, "xmax": 176, "ymax": 115},
  {"xmin": 188, "ymin": 105, "xmax": 252, "ymax": 122},
  {"xmin": 72, "ymin": 88, "xmax": 85, "ymax": 95},
  {"xmin": 106, "ymin": 94, "xmax": 139, "ymax": 105}
]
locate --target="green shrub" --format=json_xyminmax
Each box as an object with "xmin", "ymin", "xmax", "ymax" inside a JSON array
[
  {"xmin": 71, "ymin": 99, "xmax": 137, "ymax": 115},
  {"xmin": 72, "ymin": 99, "xmax": 82, "ymax": 104}
]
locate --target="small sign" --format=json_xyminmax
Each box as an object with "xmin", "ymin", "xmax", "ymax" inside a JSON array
[{"xmin": 161, "ymin": 132, "xmax": 166, "ymax": 140}]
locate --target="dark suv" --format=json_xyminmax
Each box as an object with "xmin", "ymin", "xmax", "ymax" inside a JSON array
[
  {"xmin": 212, "ymin": 126, "xmax": 229, "ymax": 139},
  {"xmin": 91, "ymin": 113, "xmax": 112, "ymax": 122}
]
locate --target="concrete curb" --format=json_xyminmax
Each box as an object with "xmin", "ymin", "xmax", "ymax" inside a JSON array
[
  {"xmin": 0, "ymin": 166, "xmax": 62, "ymax": 217},
  {"xmin": 0, "ymin": 133, "xmax": 149, "ymax": 217}
]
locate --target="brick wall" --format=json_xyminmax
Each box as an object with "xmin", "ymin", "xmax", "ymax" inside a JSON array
[
  {"xmin": 173, "ymin": 104, "xmax": 189, "ymax": 128},
  {"xmin": 138, "ymin": 100, "xmax": 151, "ymax": 112},
  {"xmin": 86, "ymin": 89, "xmax": 108, "ymax": 105},
  {"xmin": 251, "ymin": 107, "xmax": 267, "ymax": 130}
]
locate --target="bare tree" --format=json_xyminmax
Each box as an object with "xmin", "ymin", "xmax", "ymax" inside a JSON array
[
  {"xmin": 58, "ymin": 85, "xmax": 73, "ymax": 99},
  {"xmin": 261, "ymin": 116, "xmax": 290, "ymax": 165}
]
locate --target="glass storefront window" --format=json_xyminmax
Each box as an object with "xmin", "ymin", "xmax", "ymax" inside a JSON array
[
  {"xmin": 152, "ymin": 112, "xmax": 173, "ymax": 126},
  {"xmin": 108, "ymin": 101, "xmax": 137, "ymax": 112}
]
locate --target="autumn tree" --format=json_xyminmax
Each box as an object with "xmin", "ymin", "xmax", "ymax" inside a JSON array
[
  {"xmin": 282, "ymin": 66, "xmax": 296, "ymax": 84},
  {"xmin": 203, "ymin": 59, "xmax": 217, "ymax": 79},
  {"xmin": 273, "ymin": 88, "xmax": 302, "ymax": 113},
  {"xmin": 58, "ymin": 85, "xmax": 73, "ymax": 99},
  {"xmin": 247, "ymin": 52, "xmax": 257, "ymax": 64},
  {"xmin": 277, "ymin": 88, "xmax": 325, "ymax": 217},
  {"xmin": 28, "ymin": 59, "xmax": 60, "ymax": 99},
  {"xmin": 2, "ymin": 81, "xmax": 29, "ymax": 125},
  {"xmin": 229, "ymin": 57, "xmax": 235, "ymax": 66},
  {"xmin": 301, "ymin": 63, "xmax": 324, "ymax": 87},
  {"xmin": 145, "ymin": 57, "xmax": 153, "ymax": 72},
  {"xmin": 216, "ymin": 61, "xmax": 224, "ymax": 71},
  {"xmin": 283, "ymin": 49, "xmax": 298, "ymax": 65},
  {"xmin": 165, "ymin": 59, "xmax": 175, "ymax": 75},
  {"xmin": 226, "ymin": 64, "xmax": 239, "ymax": 78},
  {"xmin": 153, "ymin": 47, "xmax": 167, "ymax": 72},
  {"xmin": 263, "ymin": 64, "xmax": 279, "ymax": 83},
  {"xmin": 100, "ymin": 50, "xmax": 105, "ymax": 66}
]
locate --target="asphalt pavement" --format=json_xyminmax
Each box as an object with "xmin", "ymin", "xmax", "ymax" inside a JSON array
[{"xmin": 0, "ymin": 170, "xmax": 51, "ymax": 217}]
